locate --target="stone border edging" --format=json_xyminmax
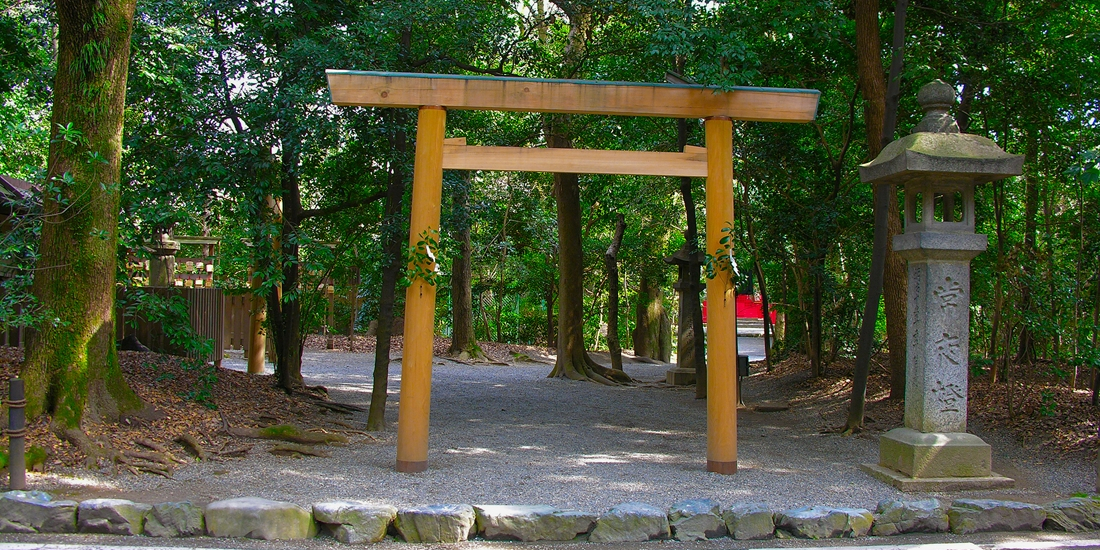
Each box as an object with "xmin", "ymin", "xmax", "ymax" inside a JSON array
[{"xmin": 0, "ymin": 491, "xmax": 1097, "ymax": 543}]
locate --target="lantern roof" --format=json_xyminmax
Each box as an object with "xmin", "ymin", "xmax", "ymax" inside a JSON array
[{"xmin": 859, "ymin": 80, "xmax": 1023, "ymax": 186}]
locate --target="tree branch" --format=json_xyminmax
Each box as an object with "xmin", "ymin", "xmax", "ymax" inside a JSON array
[{"xmin": 295, "ymin": 191, "xmax": 386, "ymax": 223}]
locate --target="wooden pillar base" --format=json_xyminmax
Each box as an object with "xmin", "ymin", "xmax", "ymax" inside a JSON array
[
  {"xmin": 708, "ymin": 460, "xmax": 738, "ymax": 475},
  {"xmin": 396, "ymin": 460, "xmax": 428, "ymax": 473}
]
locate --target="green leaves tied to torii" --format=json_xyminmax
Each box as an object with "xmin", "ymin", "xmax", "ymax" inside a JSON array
[
  {"xmin": 406, "ymin": 228, "xmax": 443, "ymax": 286},
  {"xmin": 703, "ymin": 222, "xmax": 739, "ymax": 289}
]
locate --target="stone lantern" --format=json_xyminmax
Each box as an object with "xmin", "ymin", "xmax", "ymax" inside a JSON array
[
  {"xmin": 858, "ymin": 80, "xmax": 1023, "ymax": 491},
  {"xmin": 148, "ymin": 233, "xmax": 181, "ymax": 287}
]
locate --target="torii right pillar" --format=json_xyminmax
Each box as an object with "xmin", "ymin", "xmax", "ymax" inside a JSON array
[{"xmin": 859, "ymin": 80, "xmax": 1022, "ymax": 491}]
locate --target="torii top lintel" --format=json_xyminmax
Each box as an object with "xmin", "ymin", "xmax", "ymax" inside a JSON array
[{"xmin": 326, "ymin": 70, "xmax": 820, "ymax": 123}]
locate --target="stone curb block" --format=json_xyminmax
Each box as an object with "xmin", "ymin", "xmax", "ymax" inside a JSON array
[
  {"xmin": 145, "ymin": 501, "xmax": 205, "ymax": 537},
  {"xmin": 205, "ymin": 497, "xmax": 317, "ymax": 540},
  {"xmin": 77, "ymin": 498, "xmax": 151, "ymax": 535},
  {"xmin": 0, "ymin": 490, "xmax": 77, "ymax": 533},
  {"xmin": 589, "ymin": 502, "xmax": 670, "ymax": 543},
  {"xmin": 474, "ymin": 504, "xmax": 595, "ymax": 541},
  {"xmin": 668, "ymin": 499, "xmax": 726, "ymax": 541},
  {"xmin": 395, "ymin": 504, "xmax": 476, "ymax": 543},
  {"xmin": 948, "ymin": 499, "xmax": 1046, "ymax": 535},
  {"xmin": 776, "ymin": 506, "xmax": 872, "ymax": 539},
  {"xmin": 722, "ymin": 502, "xmax": 775, "ymax": 540},
  {"xmin": 1043, "ymin": 497, "xmax": 1100, "ymax": 532},
  {"xmin": 313, "ymin": 501, "xmax": 397, "ymax": 544},
  {"xmin": 3, "ymin": 491, "xmax": 1098, "ymax": 544},
  {"xmin": 872, "ymin": 498, "xmax": 949, "ymax": 536}
]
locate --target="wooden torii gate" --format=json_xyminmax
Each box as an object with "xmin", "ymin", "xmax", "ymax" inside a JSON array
[{"xmin": 326, "ymin": 70, "xmax": 820, "ymax": 475}]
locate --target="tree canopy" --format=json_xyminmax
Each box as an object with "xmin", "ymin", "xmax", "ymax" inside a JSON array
[{"xmin": 2, "ymin": 0, "xmax": 1098, "ymax": 421}]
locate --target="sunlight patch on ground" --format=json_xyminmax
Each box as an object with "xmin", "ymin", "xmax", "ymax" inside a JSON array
[
  {"xmin": 515, "ymin": 445, "xmax": 548, "ymax": 451},
  {"xmin": 279, "ymin": 468, "xmax": 350, "ymax": 483},
  {"xmin": 322, "ymin": 384, "xmax": 373, "ymax": 393},
  {"xmin": 605, "ymin": 480, "xmax": 657, "ymax": 492},
  {"xmin": 547, "ymin": 473, "xmax": 598, "ymax": 484},
  {"xmin": 444, "ymin": 447, "xmax": 498, "ymax": 456},
  {"xmin": 570, "ymin": 453, "xmax": 629, "ymax": 465},
  {"xmin": 36, "ymin": 472, "xmax": 119, "ymax": 489},
  {"xmin": 590, "ymin": 423, "xmax": 698, "ymax": 437}
]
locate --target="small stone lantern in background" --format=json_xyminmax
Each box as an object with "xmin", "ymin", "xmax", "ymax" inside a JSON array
[
  {"xmin": 859, "ymin": 80, "xmax": 1023, "ymax": 491},
  {"xmin": 148, "ymin": 233, "xmax": 181, "ymax": 287}
]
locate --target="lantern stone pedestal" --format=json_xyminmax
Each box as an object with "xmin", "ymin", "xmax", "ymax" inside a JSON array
[{"xmin": 857, "ymin": 80, "xmax": 1021, "ymax": 492}]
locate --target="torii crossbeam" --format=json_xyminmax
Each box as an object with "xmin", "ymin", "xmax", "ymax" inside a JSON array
[{"xmin": 326, "ymin": 70, "xmax": 820, "ymax": 475}]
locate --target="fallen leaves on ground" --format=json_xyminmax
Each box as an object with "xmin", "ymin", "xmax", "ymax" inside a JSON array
[
  {"xmin": 0, "ymin": 346, "xmax": 371, "ymax": 472},
  {"xmin": 752, "ymin": 352, "xmax": 1099, "ymax": 458}
]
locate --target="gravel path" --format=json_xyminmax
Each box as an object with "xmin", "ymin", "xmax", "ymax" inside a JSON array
[{"xmin": 39, "ymin": 345, "xmax": 1094, "ymax": 512}]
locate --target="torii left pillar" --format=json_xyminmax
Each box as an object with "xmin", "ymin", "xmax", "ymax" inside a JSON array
[{"xmin": 396, "ymin": 106, "xmax": 446, "ymax": 473}]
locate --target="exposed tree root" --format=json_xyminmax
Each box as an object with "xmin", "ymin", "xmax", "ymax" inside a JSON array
[
  {"xmin": 268, "ymin": 443, "xmax": 330, "ymax": 458},
  {"xmin": 221, "ymin": 414, "xmax": 348, "ymax": 445},
  {"xmin": 174, "ymin": 434, "xmax": 207, "ymax": 460},
  {"xmin": 56, "ymin": 427, "xmax": 120, "ymax": 469},
  {"xmin": 549, "ymin": 351, "xmax": 633, "ymax": 386},
  {"xmin": 135, "ymin": 438, "xmax": 187, "ymax": 464}
]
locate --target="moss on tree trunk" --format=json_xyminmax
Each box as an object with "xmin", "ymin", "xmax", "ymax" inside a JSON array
[{"xmin": 23, "ymin": 0, "xmax": 142, "ymax": 428}]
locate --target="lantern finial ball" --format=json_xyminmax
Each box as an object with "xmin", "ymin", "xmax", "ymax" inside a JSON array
[{"xmin": 913, "ymin": 79, "xmax": 960, "ymax": 134}]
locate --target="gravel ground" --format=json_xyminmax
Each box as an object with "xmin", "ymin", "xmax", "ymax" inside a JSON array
[{"xmin": 32, "ymin": 344, "xmax": 1095, "ymax": 513}]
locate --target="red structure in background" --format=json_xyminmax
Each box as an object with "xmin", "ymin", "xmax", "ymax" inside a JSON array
[{"xmin": 702, "ymin": 295, "xmax": 776, "ymax": 324}]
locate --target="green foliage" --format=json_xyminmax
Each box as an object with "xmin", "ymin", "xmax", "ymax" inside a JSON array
[
  {"xmin": 1038, "ymin": 389, "xmax": 1057, "ymax": 417},
  {"xmin": 0, "ymin": 445, "xmax": 47, "ymax": 471}
]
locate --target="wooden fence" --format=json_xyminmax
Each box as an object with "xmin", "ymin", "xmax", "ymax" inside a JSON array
[{"xmin": 116, "ymin": 287, "xmax": 225, "ymax": 367}]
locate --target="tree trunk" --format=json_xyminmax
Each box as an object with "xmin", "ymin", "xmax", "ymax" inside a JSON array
[
  {"xmin": 810, "ymin": 264, "xmax": 824, "ymax": 377},
  {"xmin": 633, "ymin": 274, "xmax": 652, "ymax": 358},
  {"xmin": 677, "ymin": 117, "xmax": 707, "ymax": 396},
  {"xmin": 367, "ymin": 119, "xmax": 408, "ymax": 430},
  {"xmin": 23, "ymin": 0, "xmax": 142, "ymax": 427},
  {"xmin": 848, "ymin": 0, "xmax": 897, "ymax": 428},
  {"xmin": 546, "ymin": 156, "xmax": 629, "ymax": 385},
  {"xmin": 884, "ymin": 202, "xmax": 907, "ymax": 399},
  {"xmin": 545, "ymin": 270, "xmax": 555, "ymax": 348},
  {"xmin": 448, "ymin": 173, "xmax": 479, "ymax": 358},
  {"xmin": 1017, "ymin": 133, "xmax": 1040, "ymax": 363},
  {"xmin": 882, "ymin": 0, "xmax": 909, "ymax": 401},
  {"xmin": 990, "ymin": 179, "xmax": 1007, "ymax": 383},
  {"xmin": 269, "ymin": 142, "xmax": 306, "ymax": 391},
  {"xmin": 605, "ymin": 214, "xmax": 625, "ymax": 371}
]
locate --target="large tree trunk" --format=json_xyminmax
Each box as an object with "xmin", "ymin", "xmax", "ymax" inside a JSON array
[
  {"xmin": 23, "ymin": 0, "xmax": 142, "ymax": 428},
  {"xmin": 809, "ymin": 263, "xmax": 824, "ymax": 377},
  {"xmin": 847, "ymin": 0, "xmax": 889, "ymax": 430},
  {"xmin": 605, "ymin": 214, "xmax": 625, "ymax": 371},
  {"xmin": 367, "ymin": 119, "xmax": 408, "ymax": 430},
  {"xmin": 884, "ymin": 196, "xmax": 907, "ymax": 398},
  {"xmin": 546, "ymin": 150, "xmax": 630, "ymax": 385},
  {"xmin": 269, "ymin": 143, "xmax": 306, "ymax": 390},
  {"xmin": 448, "ymin": 173, "xmax": 479, "ymax": 358}
]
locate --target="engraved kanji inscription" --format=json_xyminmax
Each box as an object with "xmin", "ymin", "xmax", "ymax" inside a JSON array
[
  {"xmin": 934, "ymin": 332, "xmax": 962, "ymax": 366},
  {"xmin": 934, "ymin": 276, "xmax": 963, "ymax": 311},
  {"xmin": 930, "ymin": 379, "xmax": 965, "ymax": 413}
]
